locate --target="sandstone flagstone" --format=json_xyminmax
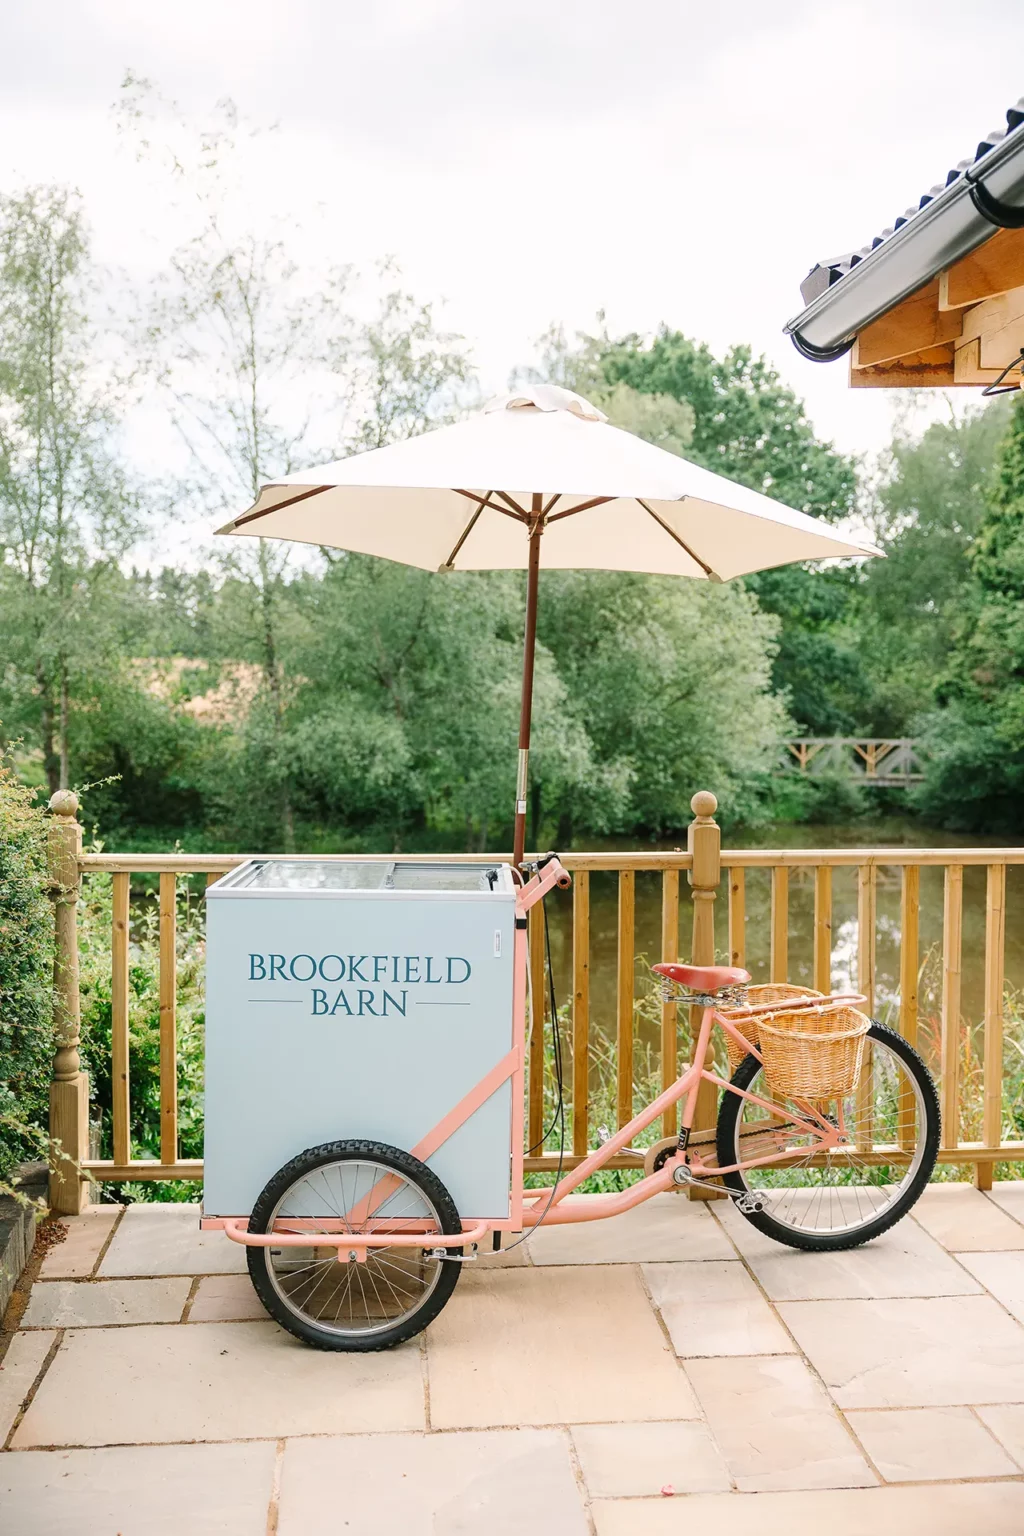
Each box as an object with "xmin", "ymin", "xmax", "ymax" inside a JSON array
[
  {"xmin": 0, "ymin": 1441, "xmax": 276, "ymax": 1535},
  {"xmin": 22, "ymin": 1277, "xmax": 191, "ymax": 1327},
  {"xmin": 779, "ymin": 1294, "xmax": 1024, "ymax": 1408},
  {"xmin": 912, "ymin": 1184, "xmax": 1024, "ymax": 1252},
  {"xmin": 13, "ymin": 1321, "xmax": 424, "ymax": 1446},
  {"xmin": 975, "ymin": 1405, "xmax": 1024, "ymax": 1471},
  {"xmin": 643, "ymin": 1260, "xmax": 795, "ymax": 1356},
  {"xmin": 571, "ymin": 1420, "xmax": 729, "ymax": 1496},
  {"xmin": 0, "ymin": 1330, "xmax": 55, "ymax": 1442},
  {"xmin": 957, "ymin": 1251, "xmax": 1024, "ymax": 1324},
  {"xmin": 527, "ymin": 1192, "xmax": 733, "ymax": 1265},
  {"xmin": 985, "ymin": 1181, "xmax": 1024, "ymax": 1228},
  {"xmin": 427, "ymin": 1265, "xmax": 698, "ymax": 1428},
  {"xmin": 590, "ymin": 1483, "xmax": 1024, "ymax": 1536},
  {"xmin": 38, "ymin": 1207, "xmax": 121, "ymax": 1279},
  {"xmin": 714, "ymin": 1197, "xmax": 982, "ymax": 1299},
  {"xmin": 98, "ymin": 1204, "xmax": 247, "ymax": 1277},
  {"xmin": 846, "ymin": 1406, "xmax": 1018, "ymax": 1481},
  {"xmin": 188, "ymin": 1274, "xmax": 268, "ymax": 1322},
  {"xmin": 277, "ymin": 1430, "xmax": 588, "ymax": 1535},
  {"xmin": 685, "ymin": 1354, "xmax": 874, "ymax": 1493}
]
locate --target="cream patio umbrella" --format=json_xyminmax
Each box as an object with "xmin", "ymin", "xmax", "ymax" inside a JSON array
[{"xmin": 218, "ymin": 384, "xmax": 880, "ymax": 864}]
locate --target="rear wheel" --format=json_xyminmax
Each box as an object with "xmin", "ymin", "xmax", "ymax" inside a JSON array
[
  {"xmin": 715, "ymin": 1021, "xmax": 940, "ymax": 1251},
  {"xmin": 246, "ymin": 1139, "xmax": 462, "ymax": 1351}
]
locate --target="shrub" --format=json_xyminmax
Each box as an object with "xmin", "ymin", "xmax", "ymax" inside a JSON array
[{"xmin": 0, "ymin": 761, "xmax": 53, "ymax": 1180}]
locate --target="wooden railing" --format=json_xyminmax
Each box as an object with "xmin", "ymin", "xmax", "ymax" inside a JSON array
[
  {"xmin": 784, "ymin": 738, "xmax": 924, "ymax": 785},
  {"xmin": 44, "ymin": 789, "xmax": 1024, "ymax": 1212}
]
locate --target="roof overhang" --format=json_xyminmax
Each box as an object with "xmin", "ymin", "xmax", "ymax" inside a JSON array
[{"xmin": 785, "ymin": 118, "xmax": 1024, "ymax": 366}]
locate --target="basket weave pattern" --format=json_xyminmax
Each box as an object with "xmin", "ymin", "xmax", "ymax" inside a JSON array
[
  {"xmin": 720, "ymin": 984, "xmax": 823, "ymax": 1074},
  {"xmin": 757, "ymin": 1004, "xmax": 871, "ymax": 1100}
]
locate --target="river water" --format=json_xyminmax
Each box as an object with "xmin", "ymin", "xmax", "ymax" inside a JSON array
[{"xmin": 542, "ymin": 816, "xmax": 1024, "ymax": 1057}]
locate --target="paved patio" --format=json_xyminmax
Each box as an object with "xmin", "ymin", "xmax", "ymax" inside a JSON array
[{"xmin": 5, "ymin": 1185, "xmax": 1024, "ymax": 1533}]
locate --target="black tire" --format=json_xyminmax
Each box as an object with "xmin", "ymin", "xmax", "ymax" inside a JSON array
[
  {"xmin": 715, "ymin": 1021, "xmax": 940, "ymax": 1252},
  {"xmin": 247, "ymin": 1139, "xmax": 462, "ymax": 1351}
]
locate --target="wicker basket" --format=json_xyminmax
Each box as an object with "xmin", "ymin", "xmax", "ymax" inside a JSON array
[
  {"xmin": 757, "ymin": 1004, "xmax": 871, "ymax": 1100},
  {"xmin": 720, "ymin": 984, "xmax": 823, "ymax": 1074}
]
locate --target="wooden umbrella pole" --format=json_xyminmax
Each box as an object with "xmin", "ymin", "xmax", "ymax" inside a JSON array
[{"xmin": 513, "ymin": 498, "xmax": 544, "ymax": 868}]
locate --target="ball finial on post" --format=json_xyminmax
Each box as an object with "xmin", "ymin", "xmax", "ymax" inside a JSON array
[
  {"xmin": 48, "ymin": 789, "xmax": 80, "ymax": 819},
  {"xmin": 690, "ymin": 790, "xmax": 717, "ymax": 821}
]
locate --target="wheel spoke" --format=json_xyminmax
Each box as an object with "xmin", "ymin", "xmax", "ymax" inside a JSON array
[
  {"xmin": 258, "ymin": 1154, "xmax": 451, "ymax": 1340},
  {"xmin": 724, "ymin": 1029, "xmax": 934, "ymax": 1242}
]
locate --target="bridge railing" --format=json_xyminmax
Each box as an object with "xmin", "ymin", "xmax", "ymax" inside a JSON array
[
  {"xmin": 784, "ymin": 738, "xmax": 925, "ymax": 784},
  {"xmin": 44, "ymin": 789, "xmax": 1024, "ymax": 1212}
]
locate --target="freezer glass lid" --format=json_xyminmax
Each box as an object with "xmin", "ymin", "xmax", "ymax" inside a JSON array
[
  {"xmin": 233, "ymin": 861, "xmax": 389, "ymax": 891},
  {"xmin": 226, "ymin": 860, "xmax": 503, "ymax": 892},
  {"xmin": 390, "ymin": 863, "xmax": 500, "ymax": 892}
]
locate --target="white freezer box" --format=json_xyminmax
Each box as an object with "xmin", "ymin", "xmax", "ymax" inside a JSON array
[{"xmin": 203, "ymin": 859, "xmax": 517, "ymax": 1220}]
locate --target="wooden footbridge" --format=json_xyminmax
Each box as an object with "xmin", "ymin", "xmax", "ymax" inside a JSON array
[{"xmin": 783, "ymin": 737, "xmax": 924, "ymax": 786}]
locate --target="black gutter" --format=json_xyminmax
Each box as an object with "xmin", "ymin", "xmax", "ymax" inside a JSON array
[{"xmin": 785, "ymin": 119, "xmax": 1024, "ymax": 360}]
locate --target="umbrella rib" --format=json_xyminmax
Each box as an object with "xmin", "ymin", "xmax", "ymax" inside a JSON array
[
  {"xmin": 494, "ymin": 490, "xmax": 530, "ymax": 520},
  {"xmin": 453, "ymin": 487, "xmax": 528, "ymax": 525},
  {"xmin": 441, "ymin": 502, "xmax": 485, "ymax": 569},
  {"xmin": 230, "ymin": 484, "xmax": 333, "ymax": 530},
  {"xmin": 541, "ymin": 493, "xmax": 562, "ymax": 517},
  {"xmin": 637, "ymin": 498, "xmax": 719, "ymax": 580},
  {"xmin": 546, "ymin": 495, "xmax": 614, "ymax": 522}
]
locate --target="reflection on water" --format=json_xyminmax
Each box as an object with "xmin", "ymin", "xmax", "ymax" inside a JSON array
[{"xmin": 543, "ymin": 818, "xmax": 1024, "ymax": 1061}]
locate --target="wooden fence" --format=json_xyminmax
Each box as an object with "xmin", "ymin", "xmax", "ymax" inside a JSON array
[{"xmin": 44, "ymin": 789, "xmax": 1024, "ymax": 1213}]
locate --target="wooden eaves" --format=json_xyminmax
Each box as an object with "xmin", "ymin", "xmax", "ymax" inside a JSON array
[{"xmin": 851, "ymin": 226, "xmax": 1024, "ymax": 388}]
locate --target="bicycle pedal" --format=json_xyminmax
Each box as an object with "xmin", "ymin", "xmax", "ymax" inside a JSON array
[{"xmin": 733, "ymin": 1191, "xmax": 767, "ymax": 1215}]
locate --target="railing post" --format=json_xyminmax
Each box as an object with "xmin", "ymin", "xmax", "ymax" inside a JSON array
[
  {"xmin": 687, "ymin": 790, "xmax": 723, "ymax": 1200},
  {"xmin": 47, "ymin": 791, "xmax": 89, "ymax": 1215}
]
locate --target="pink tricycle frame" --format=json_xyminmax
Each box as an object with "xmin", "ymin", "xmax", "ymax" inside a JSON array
[{"xmin": 201, "ymin": 856, "xmax": 865, "ymax": 1255}]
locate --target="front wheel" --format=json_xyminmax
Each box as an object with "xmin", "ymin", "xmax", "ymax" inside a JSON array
[
  {"xmin": 246, "ymin": 1139, "xmax": 462, "ymax": 1351},
  {"xmin": 715, "ymin": 1021, "xmax": 940, "ymax": 1251}
]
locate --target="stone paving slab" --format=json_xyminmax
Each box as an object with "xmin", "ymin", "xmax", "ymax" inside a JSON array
[
  {"xmin": 427, "ymin": 1265, "xmax": 698, "ymax": 1428},
  {"xmin": 846, "ymin": 1405, "xmax": 1019, "ymax": 1481},
  {"xmin": 976, "ymin": 1404, "xmax": 1024, "ymax": 1469},
  {"xmin": 714, "ymin": 1198, "xmax": 983, "ymax": 1298},
  {"xmin": 0, "ymin": 1330, "xmax": 55, "ymax": 1442},
  {"xmin": 99, "ymin": 1204, "xmax": 247, "ymax": 1276},
  {"xmin": 38, "ymin": 1207, "xmax": 121, "ymax": 1279},
  {"xmin": 986, "ymin": 1181, "xmax": 1024, "ymax": 1226},
  {"xmin": 643, "ymin": 1260, "xmax": 795, "ymax": 1356},
  {"xmin": 913, "ymin": 1184, "xmax": 1024, "ymax": 1251},
  {"xmin": 590, "ymin": 1482, "xmax": 1024, "ymax": 1536},
  {"xmin": 571, "ymin": 1420, "xmax": 729, "ymax": 1497},
  {"xmin": 13, "ymin": 1321, "xmax": 424, "ymax": 1446},
  {"xmin": 957, "ymin": 1250, "xmax": 1024, "ymax": 1323},
  {"xmin": 0, "ymin": 1441, "xmax": 276, "ymax": 1535},
  {"xmin": 527, "ymin": 1193, "xmax": 733, "ymax": 1265},
  {"xmin": 780, "ymin": 1294, "xmax": 1024, "ymax": 1408},
  {"xmin": 188, "ymin": 1274, "xmax": 267, "ymax": 1322},
  {"xmin": 277, "ymin": 1429, "xmax": 588, "ymax": 1535},
  {"xmin": 23, "ymin": 1277, "xmax": 191, "ymax": 1328},
  {"xmin": 685, "ymin": 1354, "xmax": 875, "ymax": 1492}
]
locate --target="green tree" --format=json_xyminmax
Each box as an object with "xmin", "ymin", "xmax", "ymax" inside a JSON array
[
  {"xmin": 122, "ymin": 83, "xmax": 471, "ymax": 850},
  {"xmin": 0, "ymin": 187, "xmax": 138, "ymax": 790},
  {"xmin": 533, "ymin": 321, "xmax": 861, "ymax": 733},
  {"xmin": 856, "ymin": 398, "xmax": 1011, "ymax": 733},
  {"xmin": 914, "ymin": 396, "xmax": 1024, "ymax": 830}
]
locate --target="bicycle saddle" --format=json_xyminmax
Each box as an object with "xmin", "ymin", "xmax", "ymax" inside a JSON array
[{"xmin": 652, "ymin": 963, "xmax": 751, "ymax": 992}]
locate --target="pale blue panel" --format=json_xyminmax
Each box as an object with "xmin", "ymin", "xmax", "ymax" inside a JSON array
[{"xmin": 203, "ymin": 892, "xmax": 516, "ymax": 1218}]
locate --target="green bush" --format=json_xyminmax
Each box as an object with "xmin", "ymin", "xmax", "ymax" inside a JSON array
[{"xmin": 0, "ymin": 760, "xmax": 53, "ymax": 1179}]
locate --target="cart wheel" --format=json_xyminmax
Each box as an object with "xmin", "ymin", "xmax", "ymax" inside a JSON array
[{"xmin": 246, "ymin": 1140, "xmax": 462, "ymax": 1352}]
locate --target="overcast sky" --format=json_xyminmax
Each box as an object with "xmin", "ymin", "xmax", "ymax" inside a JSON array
[{"xmin": 4, "ymin": 0, "xmax": 1024, "ymax": 479}]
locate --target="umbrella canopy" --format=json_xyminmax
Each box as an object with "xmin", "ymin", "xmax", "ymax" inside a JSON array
[{"xmin": 219, "ymin": 384, "xmax": 881, "ymax": 862}]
